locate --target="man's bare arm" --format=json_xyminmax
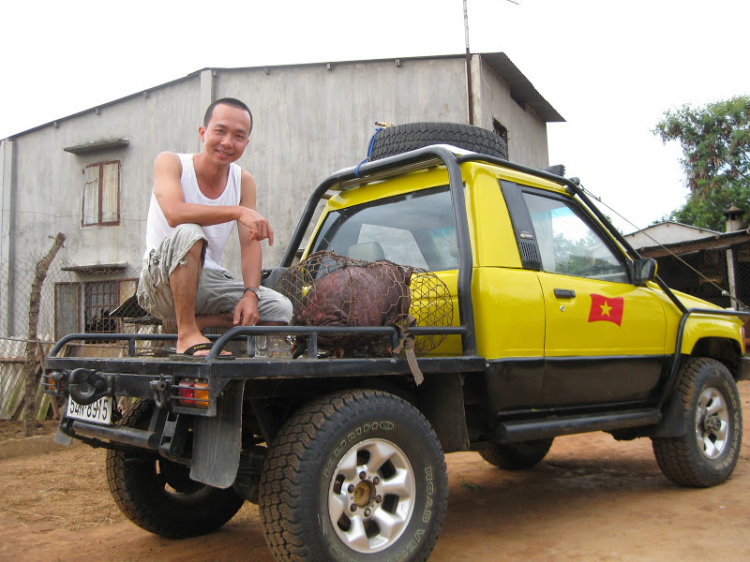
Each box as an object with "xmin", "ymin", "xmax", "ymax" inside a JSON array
[
  {"xmin": 233, "ymin": 169, "xmax": 267, "ymax": 326},
  {"xmin": 153, "ymin": 152, "xmax": 273, "ymax": 244}
]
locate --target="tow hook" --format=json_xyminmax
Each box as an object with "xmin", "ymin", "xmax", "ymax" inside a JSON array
[
  {"xmin": 149, "ymin": 377, "xmax": 171, "ymax": 408},
  {"xmin": 68, "ymin": 368, "xmax": 111, "ymax": 405}
]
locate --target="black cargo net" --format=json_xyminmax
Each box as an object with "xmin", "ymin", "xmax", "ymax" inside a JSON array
[{"xmin": 277, "ymin": 251, "xmax": 453, "ymax": 357}]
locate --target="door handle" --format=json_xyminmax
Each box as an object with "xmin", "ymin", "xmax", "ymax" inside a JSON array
[{"xmin": 554, "ymin": 289, "xmax": 576, "ymax": 299}]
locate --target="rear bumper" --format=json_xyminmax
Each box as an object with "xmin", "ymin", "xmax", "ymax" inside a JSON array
[{"xmin": 739, "ymin": 356, "xmax": 750, "ymax": 381}]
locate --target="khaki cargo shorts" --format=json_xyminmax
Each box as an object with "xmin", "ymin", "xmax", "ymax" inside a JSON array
[{"xmin": 137, "ymin": 223, "xmax": 293, "ymax": 324}]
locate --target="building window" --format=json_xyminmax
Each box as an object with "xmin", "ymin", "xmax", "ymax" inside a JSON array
[
  {"xmin": 55, "ymin": 279, "xmax": 136, "ymax": 339},
  {"xmin": 84, "ymin": 281, "xmax": 119, "ymax": 334},
  {"xmin": 83, "ymin": 161, "xmax": 120, "ymax": 226},
  {"xmin": 493, "ymin": 119, "xmax": 509, "ymax": 158}
]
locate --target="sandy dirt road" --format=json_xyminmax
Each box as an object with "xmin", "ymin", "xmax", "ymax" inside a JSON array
[{"xmin": 2, "ymin": 382, "xmax": 750, "ymax": 562}]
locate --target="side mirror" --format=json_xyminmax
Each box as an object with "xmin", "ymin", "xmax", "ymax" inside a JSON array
[{"xmin": 630, "ymin": 258, "xmax": 657, "ymax": 285}]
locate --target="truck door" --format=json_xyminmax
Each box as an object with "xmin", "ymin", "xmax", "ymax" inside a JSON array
[{"xmin": 505, "ymin": 184, "xmax": 668, "ymax": 407}]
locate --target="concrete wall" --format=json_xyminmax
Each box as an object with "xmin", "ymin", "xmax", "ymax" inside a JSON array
[
  {"xmin": 1, "ymin": 55, "xmax": 553, "ymax": 338},
  {"xmin": 472, "ymin": 57, "xmax": 549, "ymax": 168},
  {"xmin": 11, "ymin": 77, "xmax": 200, "ymax": 272},
  {"xmin": 1, "ymin": 139, "xmax": 15, "ymax": 335},
  {"xmin": 215, "ymin": 57, "xmax": 470, "ymax": 270},
  {"xmin": 1, "ymin": 76, "xmax": 201, "ymax": 336}
]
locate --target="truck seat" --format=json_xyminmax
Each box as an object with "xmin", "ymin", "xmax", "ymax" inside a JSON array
[{"xmin": 348, "ymin": 241, "xmax": 386, "ymax": 262}]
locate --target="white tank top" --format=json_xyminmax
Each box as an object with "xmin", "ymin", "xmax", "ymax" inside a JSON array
[{"xmin": 144, "ymin": 154, "xmax": 242, "ymax": 272}]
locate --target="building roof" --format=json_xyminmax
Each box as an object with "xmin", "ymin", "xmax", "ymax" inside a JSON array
[
  {"xmin": 638, "ymin": 229, "xmax": 750, "ymax": 258},
  {"xmin": 479, "ymin": 52, "xmax": 564, "ymax": 122},
  {"xmin": 625, "ymin": 220, "xmax": 721, "ymax": 239},
  {"xmin": 4, "ymin": 52, "xmax": 563, "ymax": 140}
]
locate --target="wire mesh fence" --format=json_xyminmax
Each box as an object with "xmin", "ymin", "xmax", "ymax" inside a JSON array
[
  {"xmin": 0, "ymin": 257, "xmax": 154, "ymax": 351},
  {"xmin": 0, "ymin": 248, "xmax": 160, "ymax": 424}
]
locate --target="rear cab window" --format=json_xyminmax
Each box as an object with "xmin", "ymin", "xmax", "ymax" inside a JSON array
[{"xmin": 309, "ymin": 186, "xmax": 458, "ymax": 272}]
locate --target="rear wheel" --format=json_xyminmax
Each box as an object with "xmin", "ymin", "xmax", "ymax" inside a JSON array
[
  {"xmin": 652, "ymin": 358, "xmax": 742, "ymax": 487},
  {"xmin": 105, "ymin": 399, "xmax": 245, "ymax": 538},
  {"xmin": 479, "ymin": 438, "xmax": 554, "ymax": 470},
  {"xmin": 369, "ymin": 122, "xmax": 508, "ymax": 161},
  {"xmin": 259, "ymin": 389, "xmax": 448, "ymax": 562}
]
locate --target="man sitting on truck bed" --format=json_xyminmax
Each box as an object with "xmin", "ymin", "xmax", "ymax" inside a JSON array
[{"xmin": 137, "ymin": 97, "xmax": 292, "ymax": 356}]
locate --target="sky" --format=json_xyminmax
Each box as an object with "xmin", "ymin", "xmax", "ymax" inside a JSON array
[{"xmin": 2, "ymin": 0, "xmax": 749, "ymax": 233}]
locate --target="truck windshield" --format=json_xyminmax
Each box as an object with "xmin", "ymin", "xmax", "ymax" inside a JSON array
[{"xmin": 309, "ymin": 186, "xmax": 458, "ymax": 271}]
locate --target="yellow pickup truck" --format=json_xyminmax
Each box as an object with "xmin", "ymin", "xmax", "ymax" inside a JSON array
[{"xmin": 45, "ymin": 123, "xmax": 748, "ymax": 562}]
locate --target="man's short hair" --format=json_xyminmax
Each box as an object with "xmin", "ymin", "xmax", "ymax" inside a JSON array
[{"xmin": 203, "ymin": 98, "xmax": 253, "ymax": 133}]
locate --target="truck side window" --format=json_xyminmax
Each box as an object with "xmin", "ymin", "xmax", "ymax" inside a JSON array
[
  {"xmin": 522, "ymin": 192, "xmax": 629, "ymax": 283},
  {"xmin": 309, "ymin": 186, "xmax": 457, "ymax": 271}
]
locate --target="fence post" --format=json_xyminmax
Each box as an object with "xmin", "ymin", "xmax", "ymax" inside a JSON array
[{"xmin": 22, "ymin": 232, "xmax": 66, "ymax": 437}]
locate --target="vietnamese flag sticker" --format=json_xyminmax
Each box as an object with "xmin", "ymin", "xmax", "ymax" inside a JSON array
[{"xmin": 588, "ymin": 294, "xmax": 624, "ymax": 326}]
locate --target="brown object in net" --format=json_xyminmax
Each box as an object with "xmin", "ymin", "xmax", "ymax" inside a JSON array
[{"xmin": 276, "ymin": 251, "xmax": 453, "ymax": 357}]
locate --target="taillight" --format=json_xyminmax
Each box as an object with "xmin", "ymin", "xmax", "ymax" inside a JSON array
[
  {"xmin": 42, "ymin": 372, "xmax": 64, "ymax": 394},
  {"xmin": 742, "ymin": 326, "xmax": 747, "ymax": 354},
  {"xmin": 177, "ymin": 379, "xmax": 209, "ymax": 408}
]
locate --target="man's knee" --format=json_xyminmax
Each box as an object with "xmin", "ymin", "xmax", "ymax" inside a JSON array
[
  {"xmin": 258, "ymin": 288, "xmax": 293, "ymax": 324},
  {"xmin": 179, "ymin": 237, "xmax": 206, "ymax": 265},
  {"xmin": 162, "ymin": 224, "xmax": 207, "ymax": 275},
  {"xmin": 173, "ymin": 224, "xmax": 207, "ymax": 257}
]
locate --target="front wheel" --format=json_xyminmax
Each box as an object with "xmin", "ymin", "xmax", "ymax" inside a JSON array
[
  {"xmin": 652, "ymin": 358, "xmax": 743, "ymax": 488},
  {"xmin": 105, "ymin": 399, "xmax": 245, "ymax": 537},
  {"xmin": 259, "ymin": 389, "xmax": 448, "ymax": 562}
]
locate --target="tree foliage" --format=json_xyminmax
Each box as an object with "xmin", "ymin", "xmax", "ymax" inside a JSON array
[{"xmin": 655, "ymin": 96, "xmax": 750, "ymax": 231}]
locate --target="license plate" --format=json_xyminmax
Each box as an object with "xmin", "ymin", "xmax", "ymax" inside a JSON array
[{"xmin": 67, "ymin": 396, "xmax": 114, "ymax": 425}]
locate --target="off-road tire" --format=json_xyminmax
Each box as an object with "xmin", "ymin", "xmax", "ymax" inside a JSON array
[
  {"xmin": 369, "ymin": 122, "xmax": 508, "ymax": 161},
  {"xmin": 105, "ymin": 399, "xmax": 245, "ymax": 538},
  {"xmin": 479, "ymin": 438, "xmax": 554, "ymax": 470},
  {"xmin": 652, "ymin": 358, "xmax": 742, "ymax": 488},
  {"xmin": 258, "ymin": 389, "xmax": 448, "ymax": 562}
]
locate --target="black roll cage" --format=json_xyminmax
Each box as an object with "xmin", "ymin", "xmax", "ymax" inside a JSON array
[{"xmin": 281, "ymin": 146, "xmax": 478, "ymax": 355}]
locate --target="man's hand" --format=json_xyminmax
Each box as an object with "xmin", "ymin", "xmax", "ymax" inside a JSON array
[
  {"xmin": 238, "ymin": 207, "xmax": 274, "ymax": 246},
  {"xmin": 233, "ymin": 292, "xmax": 260, "ymax": 326}
]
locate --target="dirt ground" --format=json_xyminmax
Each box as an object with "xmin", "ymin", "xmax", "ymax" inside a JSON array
[{"xmin": 2, "ymin": 383, "xmax": 750, "ymax": 562}]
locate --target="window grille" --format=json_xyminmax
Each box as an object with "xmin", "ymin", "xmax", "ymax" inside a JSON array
[{"xmin": 54, "ymin": 278, "xmax": 136, "ymax": 339}]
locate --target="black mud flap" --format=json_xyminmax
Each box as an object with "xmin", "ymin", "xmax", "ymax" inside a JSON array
[
  {"xmin": 54, "ymin": 425, "xmax": 73, "ymax": 446},
  {"xmin": 418, "ymin": 373, "xmax": 470, "ymax": 453},
  {"xmin": 652, "ymin": 390, "xmax": 687, "ymax": 438},
  {"xmin": 190, "ymin": 380, "xmax": 245, "ymax": 488}
]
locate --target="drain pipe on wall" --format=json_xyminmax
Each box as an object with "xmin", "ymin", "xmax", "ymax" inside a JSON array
[{"xmin": 463, "ymin": 0, "xmax": 474, "ymax": 125}]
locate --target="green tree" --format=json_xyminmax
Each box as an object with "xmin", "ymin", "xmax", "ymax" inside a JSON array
[{"xmin": 655, "ymin": 96, "xmax": 750, "ymax": 231}]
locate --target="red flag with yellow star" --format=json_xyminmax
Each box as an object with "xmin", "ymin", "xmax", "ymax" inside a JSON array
[{"xmin": 588, "ymin": 294, "xmax": 624, "ymax": 326}]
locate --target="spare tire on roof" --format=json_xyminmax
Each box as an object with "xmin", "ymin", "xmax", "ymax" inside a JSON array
[{"xmin": 369, "ymin": 122, "xmax": 508, "ymax": 161}]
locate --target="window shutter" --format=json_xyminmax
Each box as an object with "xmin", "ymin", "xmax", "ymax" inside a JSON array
[
  {"xmin": 55, "ymin": 283, "xmax": 81, "ymax": 339},
  {"xmin": 83, "ymin": 165, "xmax": 100, "ymax": 225},
  {"xmin": 101, "ymin": 162, "xmax": 120, "ymax": 223}
]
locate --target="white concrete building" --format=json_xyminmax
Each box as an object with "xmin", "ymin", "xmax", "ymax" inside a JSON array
[{"xmin": 0, "ymin": 52, "xmax": 563, "ymax": 340}]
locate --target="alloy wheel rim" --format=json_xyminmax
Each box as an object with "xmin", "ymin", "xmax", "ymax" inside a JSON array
[
  {"xmin": 694, "ymin": 387, "xmax": 730, "ymax": 460},
  {"xmin": 327, "ymin": 437, "xmax": 416, "ymax": 553}
]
